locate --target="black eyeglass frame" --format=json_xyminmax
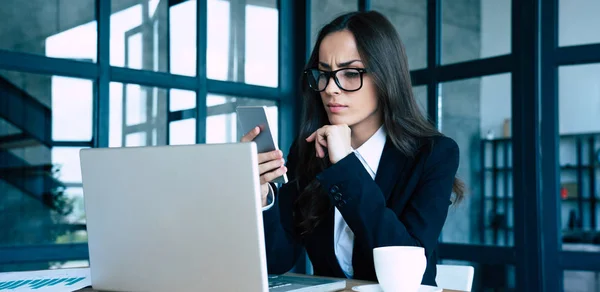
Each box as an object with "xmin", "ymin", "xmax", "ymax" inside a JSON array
[{"xmin": 303, "ymin": 68, "xmax": 368, "ymax": 92}]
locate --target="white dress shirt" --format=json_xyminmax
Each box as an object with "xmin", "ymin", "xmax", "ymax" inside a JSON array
[{"xmin": 334, "ymin": 125, "xmax": 387, "ymax": 278}]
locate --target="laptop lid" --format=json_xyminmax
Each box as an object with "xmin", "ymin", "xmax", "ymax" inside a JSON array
[{"xmin": 80, "ymin": 143, "xmax": 268, "ymax": 292}]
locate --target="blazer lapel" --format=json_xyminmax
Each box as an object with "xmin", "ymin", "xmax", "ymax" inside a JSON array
[
  {"xmin": 374, "ymin": 138, "xmax": 407, "ymax": 202},
  {"xmin": 352, "ymin": 138, "xmax": 408, "ymax": 280}
]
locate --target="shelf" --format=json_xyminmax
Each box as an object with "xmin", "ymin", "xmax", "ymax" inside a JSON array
[
  {"xmin": 484, "ymin": 165, "xmax": 598, "ymax": 171},
  {"xmin": 561, "ymin": 198, "xmax": 600, "ymax": 202}
]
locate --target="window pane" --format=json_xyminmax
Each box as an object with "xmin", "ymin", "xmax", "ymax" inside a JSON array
[
  {"xmin": 170, "ymin": 89, "xmax": 196, "ymax": 111},
  {"xmin": 0, "ymin": 0, "xmax": 96, "ymax": 61},
  {"xmin": 559, "ymin": 64, "xmax": 600, "ymax": 250},
  {"xmin": 0, "ymin": 146, "xmax": 87, "ymax": 249},
  {"xmin": 111, "ymin": 0, "xmax": 196, "ymax": 75},
  {"xmin": 170, "ymin": 0, "xmax": 197, "ymax": 76},
  {"xmin": 0, "ymin": 70, "xmax": 93, "ymax": 142},
  {"xmin": 170, "ymin": 118, "xmax": 196, "ymax": 145},
  {"xmin": 438, "ymin": 260, "xmax": 515, "ymax": 291},
  {"xmin": 441, "ymin": 0, "xmax": 511, "ymax": 65},
  {"xmin": 206, "ymin": 95, "xmax": 278, "ymax": 144},
  {"xmin": 310, "ymin": 0, "xmax": 357, "ymax": 48},
  {"xmin": 564, "ymin": 270, "xmax": 600, "ymax": 292},
  {"xmin": 109, "ymin": 82, "xmax": 168, "ymax": 147},
  {"xmin": 439, "ymin": 73, "xmax": 513, "ymax": 246},
  {"xmin": 207, "ymin": 0, "xmax": 278, "ymax": 87},
  {"xmin": 372, "ymin": 0, "xmax": 427, "ymax": 69},
  {"xmin": 559, "ymin": 0, "xmax": 600, "ymax": 47}
]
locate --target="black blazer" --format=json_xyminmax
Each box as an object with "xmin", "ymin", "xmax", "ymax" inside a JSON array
[{"xmin": 262, "ymin": 135, "xmax": 460, "ymax": 286}]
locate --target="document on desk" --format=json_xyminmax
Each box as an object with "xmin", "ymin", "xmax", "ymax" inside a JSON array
[{"xmin": 0, "ymin": 267, "xmax": 90, "ymax": 291}]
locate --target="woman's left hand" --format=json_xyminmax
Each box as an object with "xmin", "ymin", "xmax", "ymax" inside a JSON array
[{"xmin": 306, "ymin": 124, "xmax": 353, "ymax": 164}]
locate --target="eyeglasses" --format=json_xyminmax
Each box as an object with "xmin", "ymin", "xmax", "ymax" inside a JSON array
[{"xmin": 304, "ymin": 68, "xmax": 368, "ymax": 92}]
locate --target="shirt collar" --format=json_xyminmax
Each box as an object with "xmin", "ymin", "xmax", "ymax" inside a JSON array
[{"xmin": 354, "ymin": 125, "xmax": 387, "ymax": 175}]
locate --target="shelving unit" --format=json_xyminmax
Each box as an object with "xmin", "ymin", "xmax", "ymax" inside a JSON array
[{"xmin": 481, "ymin": 132, "xmax": 600, "ymax": 245}]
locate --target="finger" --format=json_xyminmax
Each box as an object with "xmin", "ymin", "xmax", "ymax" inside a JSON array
[
  {"xmin": 306, "ymin": 131, "xmax": 317, "ymax": 142},
  {"xmin": 240, "ymin": 126, "xmax": 260, "ymax": 142},
  {"xmin": 257, "ymin": 149, "xmax": 283, "ymax": 164},
  {"xmin": 260, "ymin": 166, "xmax": 288, "ymax": 185},
  {"xmin": 314, "ymin": 137, "xmax": 325, "ymax": 158},
  {"xmin": 258, "ymin": 158, "xmax": 285, "ymax": 175},
  {"xmin": 316, "ymin": 132, "xmax": 328, "ymax": 147}
]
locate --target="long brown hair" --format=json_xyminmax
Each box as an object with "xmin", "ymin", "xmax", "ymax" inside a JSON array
[{"xmin": 293, "ymin": 11, "xmax": 465, "ymax": 236}]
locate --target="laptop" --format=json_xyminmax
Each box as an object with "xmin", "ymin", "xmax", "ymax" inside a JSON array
[{"xmin": 79, "ymin": 143, "xmax": 346, "ymax": 292}]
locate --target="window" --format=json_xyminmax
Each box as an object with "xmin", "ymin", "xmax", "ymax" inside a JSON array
[
  {"xmin": 109, "ymin": 83, "xmax": 168, "ymax": 147},
  {"xmin": 110, "ymin": 0, "xmax": 197, "ymax": 76},
  {"xmin": 558, "ymin": 64, "xmax": 600, "ymax": 251},
  {"xmin": 207, "ymin": 0, "xmax": 279, "ymax": 87},
  {"xmin": 559, "ymin": 0, "xmax": 600, "ymax": 47},
  {"xmin": 439, "ymin": 73, "xmax": 513, "ymax": 246},
  {"xmin": 441, "ymin": 0, "xmax": 511, "ymax": 64},
  {"xmin": 206, "ymin": 95, "xmax": 278, "ymax": 144},
  {"xmin": 0, "ymin": 70, "xmax": 91, "ymax": 249}
]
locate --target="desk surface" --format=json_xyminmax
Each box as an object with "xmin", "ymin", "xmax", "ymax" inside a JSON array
[{"xmin": 78, "ymin": 273, "xmax": 463, "ymax": 292}]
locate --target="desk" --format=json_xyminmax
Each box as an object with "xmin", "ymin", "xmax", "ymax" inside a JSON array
[
  {"xmin": 78, "ymin": 273, "xmax": 463, "ymax": 292},
  {"xmin": 289, "ymin": 273, "xmax": 463, "ymax": 292}
]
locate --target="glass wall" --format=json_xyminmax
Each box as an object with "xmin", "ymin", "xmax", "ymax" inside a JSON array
[
  {"xmin": 440, "ymin": 73, "xmax": 513, "ymax": 246},
  {"xmin": 208, "ymin": 0, "xmax": 279, "ymax": 87},
  {"xmin": 2, "ymin": 1, "xmax": 600, "ymax": 290},
  {"xmin": 0, "ymin": 70, "xmax": 91, "ymax": 271},
  {"xmin": 0, "ymin": 0, "xmax": 281, "ymax": 272}
]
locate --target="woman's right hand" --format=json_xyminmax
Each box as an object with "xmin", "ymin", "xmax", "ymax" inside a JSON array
[{"xmin": 241, "ymin": 126, "xmax": 288, "ymax": 207}]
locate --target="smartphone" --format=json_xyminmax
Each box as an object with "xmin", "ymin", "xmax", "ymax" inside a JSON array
[{"xmin": 236, "ymin": 106, "xmax": 288, "ymax": 184}]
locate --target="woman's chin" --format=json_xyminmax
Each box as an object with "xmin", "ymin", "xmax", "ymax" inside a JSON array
[{"xmin": 328, "ymin": 116, "xmax": 354, "ymax": 126}]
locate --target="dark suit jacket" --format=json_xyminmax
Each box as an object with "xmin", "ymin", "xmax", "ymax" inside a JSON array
[{"xmin": 262, "ymin": 135, "xmax": 460, "ymax": 286}]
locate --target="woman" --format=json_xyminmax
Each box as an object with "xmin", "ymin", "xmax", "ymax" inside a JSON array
[{"xmin": 241, "ymin": 11, "xmax": 464, "ymax": 286}]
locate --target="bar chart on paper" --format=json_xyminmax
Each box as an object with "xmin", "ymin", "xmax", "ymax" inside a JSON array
[{"xmin": 0, "ymin": 268, "xmax": 90, "ymax": 291}]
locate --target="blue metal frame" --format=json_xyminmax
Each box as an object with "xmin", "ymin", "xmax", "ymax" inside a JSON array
[
  {"xmin": 52, "ymin": 141, "xmax": 93, "ymax": 147},
  {"xmin": 278, "ymin": 0, "xmax": 308, "ymax": 156},
  {"xmin": 540, "ymin": 0, "xmax": 562, "ymax": 288},
  {"xmin": 0, "ymin": 51, "xmax": 97, "ymax": 80},
  {"xmin": 358, "ymin": 0, "xmax": 370, "ymax": 12},
  {"xmin": 561, "ymin": 252, "xmax": 600, "ymax": 271},
  {"xmin": 556, "ymin": 43, "xmax": 600, "ymax": 66},
  {"xmin": 95, "ymin": 0, "xmax": 110, "ymax": 148},
  {"xmin": 511, "ymin": 0, "xmax": 545, "ymax": 291},
  {"xmin": 437, "ymin": 55, "xmax": 512, "ymax": 82},
  {"xmin": 206, "ymin": 80, "xmax": 279, "ymax": 101},
  {"xmin": 425, "ymin": 0, "xmax": 440, "ymax": 125},
  {"xmin": 195, "ymin": 0, "xmax": 208, "ymax": 144},
  {"xmin": 111, "ymin": 67, "xmax": 196, "ymax": 90}
]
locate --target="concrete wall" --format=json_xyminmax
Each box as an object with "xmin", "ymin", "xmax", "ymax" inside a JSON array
[{"xmin": 439, "ymin": 0, "xmax": 482, "ymax": 245}]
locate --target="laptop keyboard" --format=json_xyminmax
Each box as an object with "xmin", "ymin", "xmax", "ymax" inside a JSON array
[{"xmin": 268, "ymin": 280, "xmax": 292, "ymax": 289}]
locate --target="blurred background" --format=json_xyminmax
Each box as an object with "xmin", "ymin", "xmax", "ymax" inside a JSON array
[{"xmin": 0, "ymin": 0, "xmax": 599, "ymax": 291}]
